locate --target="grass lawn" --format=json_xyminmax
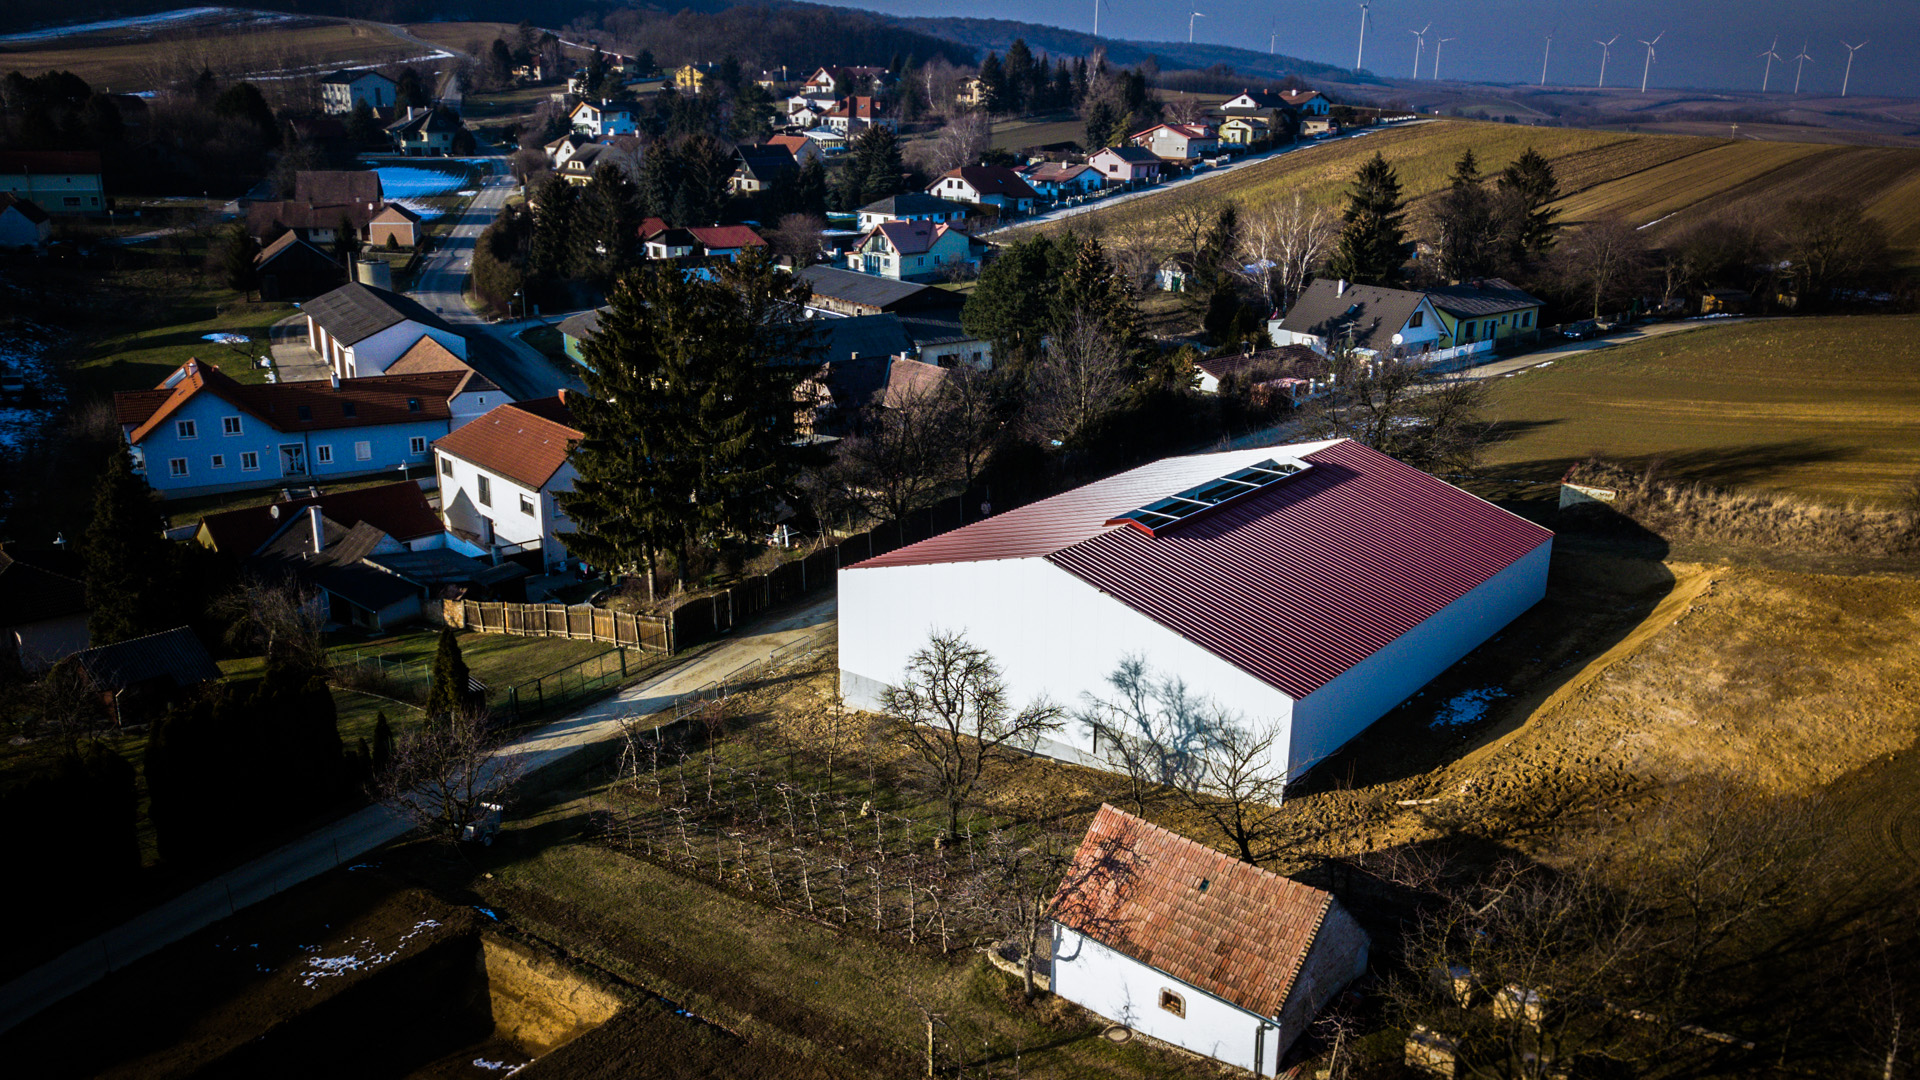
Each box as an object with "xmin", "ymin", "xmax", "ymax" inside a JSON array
[
  {"xmin": 1479, "ymin": 315, "xmax": 1920, "ymax": 503},
  {"xmin": 326, "ymin": 626, "xmax": 616, "ymax": 700},
  {"xmin": 72, "ymin": 283, "xmax": 294, "ymax": 396},
  {"xmin": 987, "ymin": 112, "xmax": 1086, "ymax": 152}
]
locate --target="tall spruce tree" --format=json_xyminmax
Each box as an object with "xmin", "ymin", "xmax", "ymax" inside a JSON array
[
  {"xmin": 526, "ymin": 175, "xmax": 576, "ymax": 298},
  {"xmin": 840, "ymin": 125, "xmax": 905, "ymax": 207},
  {"xmin": 426, "ymin": 629, "xmax": 471, "ymax": 722},
  {"xmin": 976, "ymin": 53, "xmax": 1007, "ymax": 114},
  {"xmin": 570, "ymin": 163, "xmax": 641, "ymax": 287},
  {"xmin": 1435, "ymin": 148, "xmax": 1496, "ymax": 282},
  {"xmin": 82, "ymin": 446, "xmax": 173, "ymax": 646},
  {"xmin": 962, "ymin": 234, "xmax": 1069, "ymax": 367},
  {"xmin": 1327, "ymin": 152, "xmax": 1408, "ymax": 287},
  {"xmin": 1002, "ymin": 40, "xmax": 1036, "ymax": 115},
  {"xmin": 1499, "ymin": 146, "xmax": 1562, "ymax": 256},
  {"xmin": 558, "ymin": 251, "xmax": 819, "ymax": 579}
]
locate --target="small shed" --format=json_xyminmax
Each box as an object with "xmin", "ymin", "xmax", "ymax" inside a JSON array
[
  {"xmin": 1049, "ymin": 805, "xmax": 1369, "ymax": 1075},
  {"xmin": 368, "ymin": 203, "xmax": 422, "ymax": 249},
  {"xmin": 68, "ymin": 626, "xmax": 223, "ymax": 726}
]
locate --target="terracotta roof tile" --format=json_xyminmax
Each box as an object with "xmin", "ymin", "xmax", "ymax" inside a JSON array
[
  {"xmin": 115, "ymin": 361, "xmax": 470, "ymax": 443},
  {"xmin": 432, "ymin": 398, "xmax": 581, "ymax": 490},
  {"xmin": 197, "ymin": 480, "xmax": 441, "ymax": 555},
  {"xmin": 1052, "ymin": 806, "xmax": 1335, "ymax": 1018}
]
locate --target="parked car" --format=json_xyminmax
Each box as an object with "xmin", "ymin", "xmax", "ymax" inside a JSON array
[{"xmin": 1560, "ymin": 320, "xmax": 1600, "ymax": 340}]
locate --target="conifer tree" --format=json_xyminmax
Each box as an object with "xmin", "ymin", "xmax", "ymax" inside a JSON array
[
  {"xmin": 1003, "ymin": 40, "xmax": 1036, "ymax": 115},
  {"xmin": 1327, "ymin": 152, "xmax": 1408, "ymax": 287},
  {"xmin": 976, "ymin": 53, "xmax": 1007, "ymax": 114},
  {"xmin": 962, "ymin": 234, "xmax": 1068, "ymax": 367},
  {"xmin": 82, "ymin": 446, "xmax": 172, "ymax": 646},
  {"xmin": 526, "ymin": 175, "xmax": 576, "ymax": 296},
  {"xmin": 1435, "ymin": 148, "xmax": 1496, "ymax": 282},
  {"xmin": 1499, "ymin": 146, "xmax": 1562, "ymax": 255},
  {"xmin": 426, "ymin": 629, "xmax": 471, "ymax": 723},
  {"xmin": 837, "ymin": 125, "xmax": 905, "ymax": 208},
  {"xmin": 570, "ymin": 163, "xmax": 640, "ymax": 287},
  {"xmin": 557, "ymin": 251, "xmax": 819, "ymax": 580},
  {"xmin": 372, "ymin": 711, "xmax": 394, "ymax": 772}
]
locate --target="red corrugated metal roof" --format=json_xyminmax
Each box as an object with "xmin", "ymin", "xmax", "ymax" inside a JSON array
[
  {"xmin": 1052, "ymin": 805, "xmax": 1336, "ymax": 1019},
  {"xmin": 850, "ymin": 440, "xmax": 1551, "ymax": 699}
]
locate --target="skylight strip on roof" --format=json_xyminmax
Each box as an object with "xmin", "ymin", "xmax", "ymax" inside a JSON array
[{"xmin": 1103, "ymin": 456, "xmax": 1314, "ymax": 537}]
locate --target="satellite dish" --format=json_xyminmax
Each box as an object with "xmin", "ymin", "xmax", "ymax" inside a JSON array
[{"xmin": 1392, "ymin": 332, "xmax": 1405, "ymax": 345}]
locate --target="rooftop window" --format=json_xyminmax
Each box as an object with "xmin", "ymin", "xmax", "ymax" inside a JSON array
[{"xmin": 1107, "ymin": 457, "xmax": 1311, "ymax": 536}]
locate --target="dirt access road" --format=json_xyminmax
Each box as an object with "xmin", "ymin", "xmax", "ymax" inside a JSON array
[{"xmin": 0, "ymin": 594, "xmax": 837, "ymax": 1036}]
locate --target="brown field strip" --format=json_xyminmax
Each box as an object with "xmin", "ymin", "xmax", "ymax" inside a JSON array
[{"xmin": 0, "ymin": 21, "xmax": 427, "ymax": 88}]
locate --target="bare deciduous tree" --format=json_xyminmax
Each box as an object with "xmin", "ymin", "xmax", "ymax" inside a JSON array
[
  {"xmin": 1076, "ymin": 656, "xmax": 1217, "ymax": 816},
  {"xmin": 922, "ymin": 109, "xmax": 991, "ymax": 176},
  {"xmin": 1552, "ymin": 215, "xmax": 1650, "ymax": 319},
  {"xmin": 1178, "ymin": 715, "xmax": 1291, "ymax": 863},
  {"xmin": 215, "ymin": 574, "xmax": 330, "ymax": 676},
  {"xmin": 373, "ymin": 708, "xmax": 526, "ymax": 841},
  {"xmin": 830, "ymin": 388, "xmax": 955, "ymax": 524},
  {"xmin": 1239, "ymin": 191, "xmax": 1338, "ymax": 311},
  {"xmin": 881, "ymin": 631, "xmax": 1064, "ymax": 838},
  {"xmin": 1024, "ymin": 309, "xmax": 1130, "ymax": 448},
  {"xmin": 765, "ymin": 212, "xmax": 827, "ymax": 267},
  {"xmin": 1301, "ymin": 341, "xmax": 1492, "ymax": 473}
]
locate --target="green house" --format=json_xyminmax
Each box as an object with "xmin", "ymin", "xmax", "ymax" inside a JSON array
[{"xmin": 1425, "ymin": 278, "xmax": 1545, "ymax": 348}]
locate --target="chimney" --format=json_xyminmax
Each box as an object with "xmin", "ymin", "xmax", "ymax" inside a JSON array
[
  {"xmin": 307, "ymin": 504, "xmax": 325, "ymax": 554},
  {"xmin": 1336, "ymin": 279, "xmax": 1348, "ymax": 297},
  {"xmin": 556, "ymin": 388, "xmax": 567, "ymax": 405},
  {"xmin": 330, "ymin": 369, "xmax": 341, "ymax": 390}
]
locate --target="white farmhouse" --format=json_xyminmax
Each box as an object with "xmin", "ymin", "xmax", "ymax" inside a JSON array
[
  {"xmin": 839, "ymin": 440, "xmax": 1552, "ymax": 784},
  {"xmin": 1269, "ymin": 278, "xmax": 1446, "ymax": 358},
  {"xmin": 318, "ymin": 69, "xmax": 398, "ymax": 115},
  {"xmin": 302, "ymin": 282, "xmax": 469, "ymax": 380},
  {"xmin": 433, "ymin": 396, "xmax": 583, "ymax": 574},
  {"xmin": 1049, "ymin": 805, "xmax": 1370, "ymax": 1075}
]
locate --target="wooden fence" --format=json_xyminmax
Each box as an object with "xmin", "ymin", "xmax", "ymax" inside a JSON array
[{"xmin": 446, "ymin": 490, "xmax": 988, "ymax": 655}]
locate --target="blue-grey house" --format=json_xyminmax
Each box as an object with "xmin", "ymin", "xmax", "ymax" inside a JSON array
[{"xmin": 116, "ymin": 359, "xmax": 505, "ymax": 498}]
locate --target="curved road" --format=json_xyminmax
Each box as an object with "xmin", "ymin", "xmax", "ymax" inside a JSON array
[{"xmin": 405, "ymin": 156, "xmax": 585, "ymax": 402}]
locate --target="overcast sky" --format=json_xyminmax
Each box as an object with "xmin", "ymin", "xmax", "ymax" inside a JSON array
[{"xmin": 832, "ymin": 0, "xmax": 1912, "ymax": 97}]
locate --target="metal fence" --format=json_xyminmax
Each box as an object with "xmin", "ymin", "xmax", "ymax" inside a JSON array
[{"xmin": 498, "ymin": 646, "xmax": 633, "ymax": 725}]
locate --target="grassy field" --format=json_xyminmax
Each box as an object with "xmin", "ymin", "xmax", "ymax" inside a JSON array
[
  {"xmin": 0, "ymin": 19, "xmax": 425, "ymax": 89},
  {"xmin": 1022, "ymin": 118, "xmax": 1920, "ymax": 267},
  {"xmin": 1479, "ymin": 315, "xmax": 1920, "ymax": 503}
]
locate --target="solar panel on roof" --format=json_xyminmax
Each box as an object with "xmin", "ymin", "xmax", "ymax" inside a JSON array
[{"xmin": 1106, "ymin": 457, "xmax": 1310, "ymax": 536}]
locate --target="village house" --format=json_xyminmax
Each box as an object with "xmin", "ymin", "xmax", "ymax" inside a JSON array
[
  {"xmin": 1088, "ymin": 146, "xmax": 1164, "ymax": 186},
  {"xmin": 823, "ymin": 96, "xmax": 897, "ymax": 135},
  {"xmin": 434, "ymin": 396, "xmax": 583, "ymax": 573},
  {"xmin": 839, "ymin": 441, "xmax": 1553, "ymax": 783},
  {"xmin": 638, "ymin": 220, "xmax": 767, "ymax": 261},
  {"xmin": 955, "ymin": 76, "xmax": 987, "ymax": 108},
  {"xmin": 318, "ymin": 69, "xmax": 398, "ymax": 115},
  {"xmin": 800, "ymin": 126, "xmax": 847, "ymax": 152},
  {"xmin": 1218, "ymin": 115, "xmax": 1274, "ymax": 148},
  {"xmin": 896, "ymin": 311, "xmax": 993, "ymax": 369},
  {"xmin": 367, "ymin": 203, "xmax": 422, "ymax": 248},
  {"xmin": 568, "ymin": 99, "xmax": 639, "ymax": 137},
  {"xmin": 795, "ymin": 265, "xmax": 965, "ymax": 318},
  {"xmin": 386, "ymin": 107, "xmax": 462, "ymax": 156},
  {"xmin": 544, "ymin": 132, "xmax": 591, "ymax": 170},
  {"xmin": 802, "ymin": 65, "xmax": 889, "ymax": 98},
  {"xmin": 0, "ymin": 546, "xmax": 89, "ymax": 672},
  {"xmin": 764, "ymin": 133, "xmax": 826, "ymax": 168},
  {"xmin": 928, "ymin": 166, "xmax": 1040, "ymax": 215},
  {"xmin": 845, "ymin": 220, "xmax": 983, "ymax": 282},
  {"xmin": 193, "ymin": 481, "xmax": 445, "ymax": 559},
  {"xmin": 855, "ymin": 193, "xmax": 971, "ymax": 231},
  {"xmin": 1279, "ymin": 89, "xmax": 1332, "ymax": 115},
  {"xmin": 1424, "ymin": 278, "xmax": 1545, "ymax": 349},
  {"xmin": 1131, "ymin": 122, "xmax": 1220, "ymax": 161},
  {"xmin": 1048, "ymin": 806, "xmax": 1370, "ymax": 1075},
  {"xmin": 1192, "ymin": 344, "xmax": 1329, "ymax": 396},
  {"xmin": 253, "ymin": 232, "xmax": 346, "ymax": 300},
  {"xmin": 68, "ymin": 627, "xmax": 223, "ymax": 728},
  {"xmin": 1270, "ymin": 278, "xmax": 1449, "ymax": 357},
  {"xmin": 784, "ymin": 95, "xmax": 836, "ymax": 128},
  {"xmin": 0, "ymin": 150, "xmax": 104, "ymax": 213},
  {"xmin": 881, "ymin": 357, "xmax": 948, "ymax": 409},
  {"xmin": 1018, "ymin": 161, "xmax": 1103, "ymax": 200},
  {"xmin": 0, "ymin": 192, "xmax": 51, "ymax": 247},
  {"xmin": 731, "ymin": 145, "xmax": 800, "ymax": 193},
  {"xmin": 302, "ymin": 282, "xmax": 469, "ymax": 379},
  {"xmin": 115, "ymin": 359, "xmax": 501, "ymax": 498}
]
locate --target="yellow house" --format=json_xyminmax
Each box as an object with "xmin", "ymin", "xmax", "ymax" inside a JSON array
[
  {"xmin": 674, "ymin": 63, "xmax": 707, "ymax": 92},
  {"xmin": 1425, "ymin": 278, "xmax": 1544, "ymax": 348},
  {"xmin": 1219, "ymin": 116, "xmax": 1271, "ymax": 146},
  {"xmin": 956, "ymin": 77, "xmax": 986, "ymax": 108}
]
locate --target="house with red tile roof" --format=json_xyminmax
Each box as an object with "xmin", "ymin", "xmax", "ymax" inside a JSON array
[
  {"xmin": 432, "ymin": 396, "xmax": 584, "ymax": 572},
  {"xmin": 114, "ymin": 359, "xmax": 502, "ymax": 498},
  {"xmin": 1088, "ymin": 146, "xmax": 1164, "ymax": 186},
  {"xmin": 823, "ymin": 95, "xmax": 896, "ymax": 135},
  {"xmin": 1048, "ymin": 805, "xmax": 1369, "ymax": 1074},
  {"xmin": 1130, "ymin": 122, "xmax": 1219, "ymax": 161},
  {"xmin": 839, "ymin": 440, "xmax": 1552, "ymax": 781},
  {"xmin": 192, "ymin": 480, "xmax": 445, "ymax": 558}
]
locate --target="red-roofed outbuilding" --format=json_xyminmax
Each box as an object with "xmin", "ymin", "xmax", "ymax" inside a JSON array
[
  {"xmin": 1048, "ymin": 805, "xmax": 1368, "ymax": 1073},
  {"xmin": 839, "ymin": 439, "xmax": 1552, "ymax": 782}
]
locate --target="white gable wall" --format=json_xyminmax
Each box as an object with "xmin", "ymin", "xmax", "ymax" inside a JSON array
[
  {"xmin": 1052, "ymin": 925, "xmax": 1284, "ymax": 1076},
  {"xmin": 1288, "ymin": 538, "xmax": 1551, "ymax": 777},
  {"xmin": 838, "ymin": 556, "xmax": 1296, "ymax": 775}
]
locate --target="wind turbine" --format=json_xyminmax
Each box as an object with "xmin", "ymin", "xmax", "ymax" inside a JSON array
[
  {"xmin": 1596, "ymin": 35, "xmax": 1618, "ymax": 88},
  {"xmin": 1409, "ymin": 23, "xmax": 1431, "ymax": 79},
  {"xmin": 1189, "ymin": 9, "xmax": 1206, "ymax": 44},
  {"xmin": 1758, "ymin": 36, "xmax": 1782, "ymax": 92},
  {"xmin": 1433, "ymin": 37, "xmax": 1456, "ymax": 81},
  {"xmin": 1638, "ymin": 31, "xmax": 1663, "ymax": 94},
  {"xmin": 1270, "ymin": 22, "xmax": 1278, "ymax": 55},
  {"xmin": 1841, "ymin": 39, "xmax": 1866, "ymax": 97},
  {"xmin": 1791, "ymin": 42, "xmax": 1813, "ymax": 93},
  {"xmin": 1540, "ymin": 29, "xmax": 1554, "ymax": 87},
  {"xmin": 1355, "ymin": 1, "xmax": 1371, "ymax": 72}
]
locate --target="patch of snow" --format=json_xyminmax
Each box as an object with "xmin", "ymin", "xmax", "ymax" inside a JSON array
[
  {"xmin": 296, "ymin": 919, "xmax": 443, "ymax": 988},
  {"xmin": 369, "ymin": 165, "xmax": 469, "ymax": 199},
  {"xmin": 0, "ymin": 322, "xmax": 65, "ymax": 456},
  {"xmin": 393, "ymin": 198, "xmax": 446, "ymax": 220},
  {"xmin": 1429, "ymin": 687, "xmax": 1509, "ymax": 730},
  {"xmin": 0, "ymin": 8, "xmax": 281, "ymax": 44},
  {"xmin": 201, "ymin": 332, "xmax": 248, "ymax": 344}
]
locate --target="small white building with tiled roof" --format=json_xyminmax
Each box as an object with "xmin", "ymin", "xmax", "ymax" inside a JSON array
[
  {"xmin": 1049, "ymin": 805, "xmax": 1369, "ymax": 1074},
  {"xmin": 433, "ymin": 395, "xmax": 583, "ymax": 572}
]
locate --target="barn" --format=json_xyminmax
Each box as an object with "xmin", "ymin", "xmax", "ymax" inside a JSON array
[{"xmin": 837, "ymin": 439, "xmax": 1552, "ymax": 783}]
